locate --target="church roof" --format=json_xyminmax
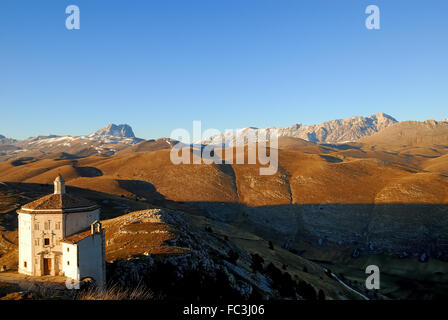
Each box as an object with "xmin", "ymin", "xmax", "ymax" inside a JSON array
[
  {"xmin": 18, "ymin": 193, "xmax": 98, "ymax": 214},
  {"xmin": 61, "ymin": 228, "xmax": 95, "ymax": 244}
]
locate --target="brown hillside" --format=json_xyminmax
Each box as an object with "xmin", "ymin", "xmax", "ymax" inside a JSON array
[{"xmin": 360, "ymin": 120, "xmax": 448, "ymax": 147}]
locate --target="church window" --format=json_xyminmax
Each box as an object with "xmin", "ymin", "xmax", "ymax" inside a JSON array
[
  {"xmin": 23, "ymin": 261, "xmax": 27, "ymax": 268},
  {"xmin": 44, "ymin": 238, "xmax": 50, "ymax": 246},
  {"xmin": 44, "ymin": 221, "xmax": 50, "ymax": 230},
  {"xmin": 55, "ymin": 222, "xmax": 61, "ymax": 230},
  {"xmin": 34, "ymin": 223, "xmax": 39, "ymax": 231},
  {"xmin": 35, "ymin": 239, "xmax": 40, "ymax": 246}
]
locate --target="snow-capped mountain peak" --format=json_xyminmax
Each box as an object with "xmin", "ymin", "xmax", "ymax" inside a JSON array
[
  {"xmin": 0, "ymin": 124, "xmax": 142, "ymax": 161},
  {"xmin": 201, "ymin": 113, "xmax": 398, "ymax": 145},
  {"xmin": 89, "ymin": 124, "xmax": 135, "ymax": 138}
]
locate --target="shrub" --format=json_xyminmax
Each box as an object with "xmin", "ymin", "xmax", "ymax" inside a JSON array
[
  {"xmin": 265, "ymin": 263, "xmax": 282, "ymax": 283},
  {"xmin": 318, "ymin": 289, "xmax": 325, "ymax": 300},
  {"xmin": 265, "ymin": 264, "xmax": 296, "ymax": 298},
  {"xmin": 278, "ymin": 272, "xmax": 296, "ymax": 297},
  {"xmin": 250, "ymin": 253, "xmax": 264, "ymax": 273},
  {"xmin": 296, "ymin": 280, "xmax": 317, "ymax": 300},
  {"xmin": 227, "ymin": 250, "xmax": 239, "ymax": 264}
]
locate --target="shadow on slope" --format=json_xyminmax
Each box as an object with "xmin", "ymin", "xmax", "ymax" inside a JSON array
[
  {"xmin": 2, "ymin": 182, "xmax": 448, "ymax": 300},
  {"xmin": 74, "ymin": 166, "xmax": 103, "ymax": 178},
  {"xmin": 0, "ymin": 182, "xmax": 151, "ymax": 221},
  {"xmin": 179, "ymin": 201, "xmax": 448, "ymax": 261},
  {"xmin": 117, "ymin": 179, "xmax": 166, "ymax": 204}
]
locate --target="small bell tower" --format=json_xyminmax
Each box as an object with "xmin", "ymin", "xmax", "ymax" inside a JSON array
[{"xmin": 54, "ymin": 175, "xmax": 66, "ymax": 195}]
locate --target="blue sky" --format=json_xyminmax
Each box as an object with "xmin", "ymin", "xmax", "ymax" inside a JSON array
[{"xmin": 1, "ymin": 0, "xmax": 447, "ymax": 140}]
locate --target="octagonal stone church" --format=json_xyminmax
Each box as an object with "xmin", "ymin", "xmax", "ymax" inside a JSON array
[{"xmin": 17, "ymin": 175, "xmax": 105, "ymax": 287}]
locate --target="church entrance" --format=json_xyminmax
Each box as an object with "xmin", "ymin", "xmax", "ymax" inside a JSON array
[{"xmin": 43, "ymin": 258, "xmax": 51, "ymax": 275}]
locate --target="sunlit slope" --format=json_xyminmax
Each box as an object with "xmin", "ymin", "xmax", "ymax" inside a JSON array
[
  {"xmin": 0, "ymin": 137, "xmax": 447, "ymax": 206},
  {"xmin": 361, "ymin": 120, "xmax": 448, "ymax": 148}
]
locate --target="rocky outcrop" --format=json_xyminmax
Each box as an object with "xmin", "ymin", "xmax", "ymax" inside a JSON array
[{"xmin": 105, "ymin": 209, "xmax": 275, "ymax": 299}]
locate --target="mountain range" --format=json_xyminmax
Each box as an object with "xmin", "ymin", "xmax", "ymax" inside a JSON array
[
  {"xmin": 201, "ymin": 112, "xmax": 398, "ymax": 145},
  {"xmin": 0, "ymin": 135, "xmax": 17, "ymax": 146},
  {"xmin": 0, "ymin": 124, "xmax": 143, "ymax": 161},
  {"xmin": 1, "ymin": 113, "xmax": 448, "ymax": 299},
  {"xmin": 2, "ymin": 113, "xmax": 448, "ymax": 163}
]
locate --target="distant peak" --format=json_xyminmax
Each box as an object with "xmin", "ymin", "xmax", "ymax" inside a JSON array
[
  {"xmin": 0, "ymin": 134, "xmax": 18, "ymax": 145},
  {"xmin": 90, "ymin": 124, "xmax": 135, "ymax": 138},
  {"xmin": 373, "ymin": 112, "xmax": 397, "ymax": 122}
]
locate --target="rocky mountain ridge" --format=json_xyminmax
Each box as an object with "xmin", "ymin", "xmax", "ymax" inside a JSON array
[
  {"xmin": 0, "ymin": 124, "xmax": 143, "ymax": 161},
  {"xmin": 0, "ymin": 135, "xmax": 17, "ymax": 145},
  {"xmin": 89, "ymin": 124, "xmax": 136, "ymax": 139},
  {"xmin": 202, "ymin": 112, "xmax": 398, "ymax": 145}
]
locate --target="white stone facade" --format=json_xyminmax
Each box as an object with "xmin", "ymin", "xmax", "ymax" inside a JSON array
[{"xmin": 62, "ymin": 224, "xmax": 106, "ymax": 287}]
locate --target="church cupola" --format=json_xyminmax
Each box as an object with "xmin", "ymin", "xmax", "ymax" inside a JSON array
[{"xmin": 54, "ymin": 175, "xmax": 66, "ymax": 194}]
